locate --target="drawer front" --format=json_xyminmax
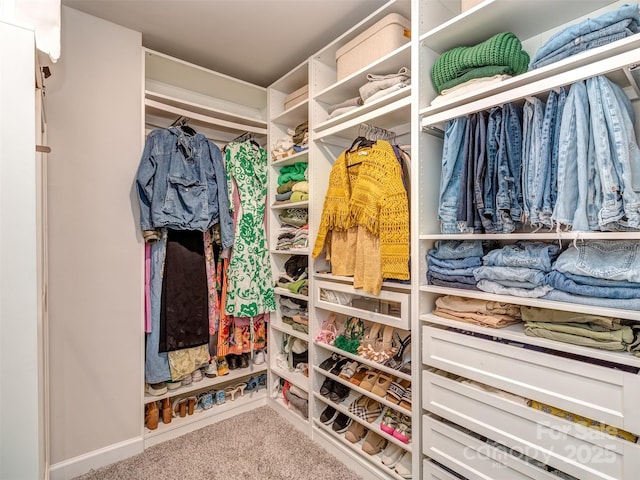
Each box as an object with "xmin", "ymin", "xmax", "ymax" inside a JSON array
[
  {"xmin": 422, "ymin": 325, "xmax": 640, "ymax": 432},
  {"xmin": 423, "ymin": 460, "xmax": 464, "ymax": 480},
  {"xmin": 423, "ymin": 415, "xmax": 561, "ymax": 480},
  {"xmin": 315, "ymin": 279, "xmax": 410, "ymax": 329},
  {"xmin": 423, "ymin": 370, "xmax": 640, "ymax": 480}
]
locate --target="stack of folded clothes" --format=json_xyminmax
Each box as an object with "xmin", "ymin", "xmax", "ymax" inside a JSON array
[
  {"xmin": 271, "ymin": 121, "xmax": 309, "ymax": 161},
  {"xmin": 327, "ymin": 96, "xmax": 363, "ymax": 119},
  {"xmin": 279, "ymin": 296, "xmax": 309, "ymax": 333},
  {"xmin": 474, "ymin": 241, "xmax": 561, "ymax": 298},
  {"xmin": 529, "ymin": 3, "xmax": 640, "ymax": 70},
  {"xmin": 426, "ymin": 240, "xmax": 486, "ymax": 290},
  {"xmin": 521, "ymin": 305, "xmax": 640, "ymax": 353},
  {"xmin": 276, "ymin": 208, "xmax": 308, "ymax": 251},
  {"xmin": 276, "ymin": 255, "xmax": 309, "ymax": 297},
  {"xmin": 543, "ymin": 240, "xmax": 640, "ymax": 311},
  {"xmin": 430, "ymin": 32, "xmax": 529, "ymax": 104},
  {"xmin": 274, "ymin": 162, "xmax": 309, "ymax": 205},
  {"xmin": 359, "ymin": 67, "xmax": 411, "ymax": 104},
  {"xmin": 433, "ymin": 295, "xmax": 522, "ymax": 329}
]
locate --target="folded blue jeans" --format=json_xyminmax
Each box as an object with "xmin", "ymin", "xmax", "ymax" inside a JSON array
[
  {"xmin": 546, "ymin": 270, "xmax": 640, "ymax": 299},
  {"xmin": 477, "ymin": 279, "xmax": 552, "ymax": 298},
  {"xmin": 427, "ymin": 272, "xmax": 480, "ymax": 291},
  {"xmin": 427, "ymin": 252, "xmax": 482, "ymax": 269},
  {"xmin": 428, "ymin": 269, "xmax": 478, "ymax": 285},
  {"xmin": 482, "ymin": 241, "xmax": 562, "ymax": 272},
  {"xmin": 474, "ymin": 265, "xmax": 548, "ymax": 286},
  {"xmin": 428, "ymin": 240, "xmax": 485, "ymax": 259},
  {"xmin": 553, "ymin": 240, "xmax": 640, "ymax": 283},
  {"xmin": 543, "ymin": 288, "xmax": 640, "ymax": 311}
]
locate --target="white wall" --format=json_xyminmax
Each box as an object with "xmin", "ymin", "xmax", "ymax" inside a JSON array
[
  {"xmin": 0, "ymin": 20, "xmax": 42, "ymax": 480},
  {"xmin": 45, "ymin": 7, "xmax": 144, "ymax": 475}
]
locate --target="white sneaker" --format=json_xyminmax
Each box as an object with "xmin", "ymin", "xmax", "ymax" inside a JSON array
[
  {"xmin": 394, "ymin": 451, "xmax": 412, "ymax": 478},
  {"xmin": 204, "ymin": 362, "xmax": 217, "ymax": 378},
  {"xmin": 253, "ymin": 349, "xmax": 266, "ymax": 365}
]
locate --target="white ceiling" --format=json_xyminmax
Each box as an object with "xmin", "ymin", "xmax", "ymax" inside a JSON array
[{"xmin": 61, "ymin": 0, "xmax": 389, "ymax": 87}]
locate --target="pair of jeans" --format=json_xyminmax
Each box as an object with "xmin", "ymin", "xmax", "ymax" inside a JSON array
[
  {"xmin": 428, "ymin": 240, "xmax": 485, "ymax": 260},
  {"xmin": 482, "ymin": 241, "xmax": 562, "ymax": 272},
  {"xmin": 427, "ymin": 252, "xmax": 481, "ymax": 269},
  {"xmin": 546, "ymin": 270, "xmax": 640, "ymax": 299},
  {"xmin": 439, "ymin": 117, "xmax": 468, "ymax": 233},
  {"xmin": 587, "ymin": 75, "xmax": 640, "ymax": 230},
  {"xmin": 474, "ymin": 266, "xmax": 548, "ymax": 287},
  {"xmin": 553, "ymin": 80, "xmax": 592, "ymax": 230},
  {"xmin": 553, "ymin": 240, "xmax": 640, "ymax": 283},
  {"xmin": 483, "ymin": 107, "xmax": 501, "ymax": 231},
  {"xmin": 427, "ymin": 272, "xmax": 479, "ymax": 291},
  {"xmin": 145, "ymin": 230, "xmax": 172, "ymax": 384},
  {"xmin": 495, "ymin": 103, "xmax": 524, "ymax": 233},
  {"xmin": 530, "ymin": 3, "xmax": 640, "ymax": 68},
  {"xmin": 543, "ymin": 289, "xmax": 640, "ymax": 311},
  {"xmin": 476, "ymin": 279, "xmax": 552, "ymax": 298},
  {"xmin": 428, "ymin": 263, "xmax": 479, "ymax": 278},
  {"xmin": 473, "ymin": 111, "xmax": 495, "ymax": 232},
  {"xmin": 457, "ymin": 112, "xmax": 483, "ymax": 233},
  {"xmin": 521, "ymin": 89, "xmax": 567, "ymax": 228},
  {"xmin": 428, "ymin": 270, "xmax": 477, "ymax": 285}
]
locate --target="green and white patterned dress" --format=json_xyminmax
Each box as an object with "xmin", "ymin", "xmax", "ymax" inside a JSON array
[{"xmin": 224, "ymin": 141, "xmax": 276, "ymax": 317}]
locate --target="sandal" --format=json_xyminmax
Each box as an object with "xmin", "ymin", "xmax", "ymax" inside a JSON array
[
  {"xmin": 385, "ymin": 379, "xmax": 410, "ymax": 405},
  {"xmin": 385, "ymin": 333, "xmax": 411, "ymax": 370},
  {"xmin": 371, "ymin": 372, "xmax": 393, "ymax": 397},
  {"xmin": 399, "ymin": 384, "xmax": 411, "ymax": 411},
  {"xmin": 196, "ymin": 391, "xmax": 214, "ymax": 411},
  {"xmin": 359, "ymin": 370, "xmax": 380, "ymax": 392},
  {"xmin": 256, "ymin": 373, "xmax": 267, "ymax": 392},
  {"xmin": 328, "ymin": 381, "xmax": 351, "ymax": 403},
  {"xmin": 380, "ymin": 408, "xmax": 397, "ymax": 435},
  {"xmin": 338, "ymin": 360, "xmax": 359, "ymax": 380},
  {"xmin": 362, "ymin": 397, "xmax": 382, "ymax": 423},
  {"xmin": 172, "ymin": 397, "xmax": 188, "ymax": 418},
  {"xmin": 362, "ymin": 430, "xmax": 387, "ymax": 455},
  {"xmin": 393, "ymin": 415, "xmax": 412, "ymax": 444},
  {"xmin": 315, "ymin": 314, "xmax": 338, "ymax": 345},
  {"xmin": 245, "ymin": 376, "xmax": 260, "ymax": 392},
  {"xmin": 345, "ymin": 420, "xmax": 367, "ymax": 443},
  {"xmin": 318, "ymin": 353, "xmax": 340, "ymax": 371},
  {"xmin": 320, "ymin": 377, "xmax": 335, "ymax": 397},
  {"xmin": 349, "ymin": 365, "xmax": 369, "ymax": 386}
]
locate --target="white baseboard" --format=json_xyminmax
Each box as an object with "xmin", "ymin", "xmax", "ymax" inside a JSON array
[{"xmin": 49, "ymin": 436, "xmax": 144, "ymax": 480}]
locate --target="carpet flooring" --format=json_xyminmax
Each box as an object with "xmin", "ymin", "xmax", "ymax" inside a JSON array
[{"xmin": 73, "ymin": 406, "xmax": 363, "ymax": 480}]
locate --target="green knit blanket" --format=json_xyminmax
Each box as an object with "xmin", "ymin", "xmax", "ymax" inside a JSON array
[{"xmin": 431, "ymin": 32, "xmax": 530, "ymax": 94}]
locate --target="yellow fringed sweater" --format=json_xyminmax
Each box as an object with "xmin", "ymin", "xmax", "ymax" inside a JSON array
[{"xmin": 312, "ymin": 140, "xmax": 410, "ymax": 280}]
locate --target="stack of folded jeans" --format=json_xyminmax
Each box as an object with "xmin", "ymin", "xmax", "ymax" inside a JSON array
[
  {"xmin": 433, "ymin": 295, "xmax": 522, "ymax": 328},
  {"xmin": 474, "ymin": 241, "xmax": 561, "ymax": 298},
  {"xmin": 426, "ymin": 240, "xmax": 486, "ymax": 290},
  {"xmin": 529, "ymin": 4, "xmax": 640, "ymax": 70},
  {"xmin": 521, "ymin": 305, "xmax": 640, "ymax": 353},
  {"xmin": 543, "ymin": 240, "xmax": 640, "ymax": 310}
]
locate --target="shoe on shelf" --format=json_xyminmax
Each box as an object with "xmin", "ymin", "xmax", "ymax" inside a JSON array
[
  {"xmin": 145, "ymin": 382, "xmax": 168, "ymax": 396},
  {"xmin": 380, "ymin": 408, "xmax": 398, "ymax": 435},
  {"xmin": 239, "ymin": 353, "xmax": 250, "ymax": 369},
  {"xmin": 331, "ymin": 412, "xmax": 352, "ymax": 433},
  {"xmin": 394, "ymin": 451, "xmax": 412, "ymax": 478},
  {"xmin": 187, "ymin": 396, "xmax": 197, "ymax": 415},
  {"xmin": 359, "ymin": 370, "xmax": 380, "ymax": 392},
  {"xmin": 320, "ymin": 405, "xmax": 338, "ymax": 424},
  {"xmin": 196, "ymin": 391, "xmax": 214, "ymax": 411},
  {"xmin": 381, "ymin": 442, "xmax": 405, "ymax": 468},
  {"xmin": 345, "ymin": 420, "xmax": 367, "ymax": 443},
  {"xmin": 145, "ymin": 401, "xmax": 159, "ymax": 430},
  {"xmin": 253, "ymin": 349, "xmax": 266, "ymax": 365},
  {"xmin": 191, "ymin": 368, "xmax": 203, "ymax": 383},
  {"xmin": 161, "ymin": 398, "xmax": 172, "ymax": 424},
  {"xmin": 393, "ymin": 415, "xmax": 412, "ymax": 444},
  {"xmin": 338, "ymin": 360, "xmax": 359, "ymax": 381},
  {"xmin": 204, "ymin": 362, "xmax": 217, "ymax": 378},
  {"xmin": 217, "ymin": 357, "xmax": 230, "ymax": 376},
  {"xmin": 385, "ymin": 379, "xmax": 410, "ymax": 405},
  {"xmin": 328, "ymin": 381, "xmax": 350, "ymax": 403},
  {"xmin": 371, "ymin": 372, "xmax": 393, "ymax": 397},
  {"xmin": 318, "ymin": 353, "xmax": 340, "ymax": 371},
  {"xmin": 166, "ymin": 380, "xmax": 182, "ymax": 390},
  {"xmin": 172, "ymin": 398, "xmax": 188, "ymax": 418},
  {"xmin": 180, "ymin": 373, "xmax": 193, "ymax": 387},
  {"xmin": 226, "ymin": 354, "xmax": 239, "ymax": 370},
  {"xmin": 349, "ymin": 365, "xmax": 368, "ymax": 386},
  {"xmin": 320, "ymin": 377, "xmax": 335, "ymax": 397},
  {"xmin": 362, "ymin": 430, "xmax": 387, "ymax": 455}
]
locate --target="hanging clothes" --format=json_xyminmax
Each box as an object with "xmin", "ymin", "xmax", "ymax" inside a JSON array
[{"xmin": 223, "ymin": 140, "xmax": 276, "ymax": 317}]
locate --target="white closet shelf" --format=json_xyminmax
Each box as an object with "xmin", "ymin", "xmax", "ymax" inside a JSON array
[
  {"xmin": 420, "ymin": 35, "xmax": 640, "ymax": 129},
  {"xmin": 312, "ymin": 391, "xmax": 413, "ymax": 452},
  {"xmin": 422, "ymin": 313, "xmax": 640, "ymax": 370},
  {"xmin": 315, "ymin": 89, "xmax": 411, "ymax": 141},
  {"xmin": 314, "ymin": 343, "xmax": 412, "ymax": 384},
  {"xmin": 419, "ymin": 231, "xmax": 640, "ymax": 241},
  {"xmin": 270, "ymin": 365, "xmax": 309, "ymax": 392},
  {"xmin": 274, "ymin": 287, "xmax": 309, "ymax": 302},
  {"xmin": 420, "ymin": 285, "xmax": 640, "ymax": 323},
  {"xmin": 145, "ymin": 48, "xmax": 267, "ymax": 110},
  {"xmin": 270, "ymin": 200, "xmax": 309, "ymax": 210},
  {"xmin": 270, "ymin": 320, "xmax": 309, "ymax": 342},
  {"xmin": 313, "ymin": 416, "xmax": 411, "ymax": 480},
  {"xmin": 143, "ymin": 365, "xmax": 266, "ymax": 404},
  {"xmin": 419, "ymin": 0, "xmax": 618, "ymax": 54},
  {"xmin": 314, "ymin": 272, "xmax": 412, "ymax": 292},
  {"xmin": 271, "ymin": 150, "xmax": 308, "ymax": 168},
  {"xmin": 145, "ymin": 97, "xmax": 267, "ymax": 135},
  {"xmin": 271, "ymin": 99, "xmax": 308, "ymax": 126},
  {"xmin": 144, "ymin": 389, "xmax": 267, "ymax": 446},
  {"xmin": 271, "ymin": 248, "xmax": 309, "ymax": 255},
  {"xmin": 314, "ymin": 43, "xmax": 411, "ymax": 106}
]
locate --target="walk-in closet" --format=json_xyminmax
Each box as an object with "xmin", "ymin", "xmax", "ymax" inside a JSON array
[{"xmin": 4, "ymin": 1, "xmax": 640, "ymax": 479}]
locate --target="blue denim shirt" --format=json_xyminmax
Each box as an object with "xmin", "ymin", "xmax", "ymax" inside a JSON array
[{"xmin": 136, "ymin": 127, "xmax": 234, "ymax": 248}]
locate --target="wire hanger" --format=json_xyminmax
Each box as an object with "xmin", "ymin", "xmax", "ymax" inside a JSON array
[{"xmin": 170, "ymin": 115, "xmax": 197, "ymax": 136}]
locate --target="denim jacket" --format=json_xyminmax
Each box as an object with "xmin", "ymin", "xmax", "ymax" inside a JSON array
[{"xmin": 136, "ymin": 127, "xmax": 234, "ymax": 247}]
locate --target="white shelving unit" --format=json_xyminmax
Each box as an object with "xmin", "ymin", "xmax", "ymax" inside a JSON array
[
  {"xmin": 267, "ymin": 59, "xmax": 312, "ymax": 429},
  {"xmin": 415, "ymin": 1, "xmax": 640, "ymax": 479},
  {"xmin": 142, "ymin": 48, "xmax": 270, "ymax": 445}
]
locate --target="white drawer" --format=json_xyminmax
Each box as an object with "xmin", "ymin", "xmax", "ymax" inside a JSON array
[
  {"xmin": 422, "ymin": 325, "xmax": 640, "ymax": 433},
  {"xmin": 422, "ymin": 460, "xmax": 463, "ymax": 480},
  {"xmin": 423, "ymin": 370, "xmax": 640, "ymax": 480},
  {"xmin": 315, "ymin": 279, "xmax": 410, "ymax": 329},
  {"xmin": 422, "ymin": 415, "xmax": 562, "ymax": 480}
]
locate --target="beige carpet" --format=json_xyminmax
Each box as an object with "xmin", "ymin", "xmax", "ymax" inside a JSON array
[{"xmin": 73, "ymin": 406, "xmax": 363, "ymax": 480}]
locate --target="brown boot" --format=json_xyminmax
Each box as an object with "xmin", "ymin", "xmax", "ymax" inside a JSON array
[
  {"xmin": 161, "ymin": 398, "xmax": 172, "ymax": 424},
  {"xmin": 145, "ymin": 401, "xmax": 159, "ymax": 430}
]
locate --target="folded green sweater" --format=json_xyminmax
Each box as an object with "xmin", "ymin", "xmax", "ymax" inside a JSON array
[
  {"xmin": 431, "ymin": 32, "xmax": 529, "ymax": 94},
  {"xmin": 277, "ymin": 162, "xmax": 307, "ymax": 185}
]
